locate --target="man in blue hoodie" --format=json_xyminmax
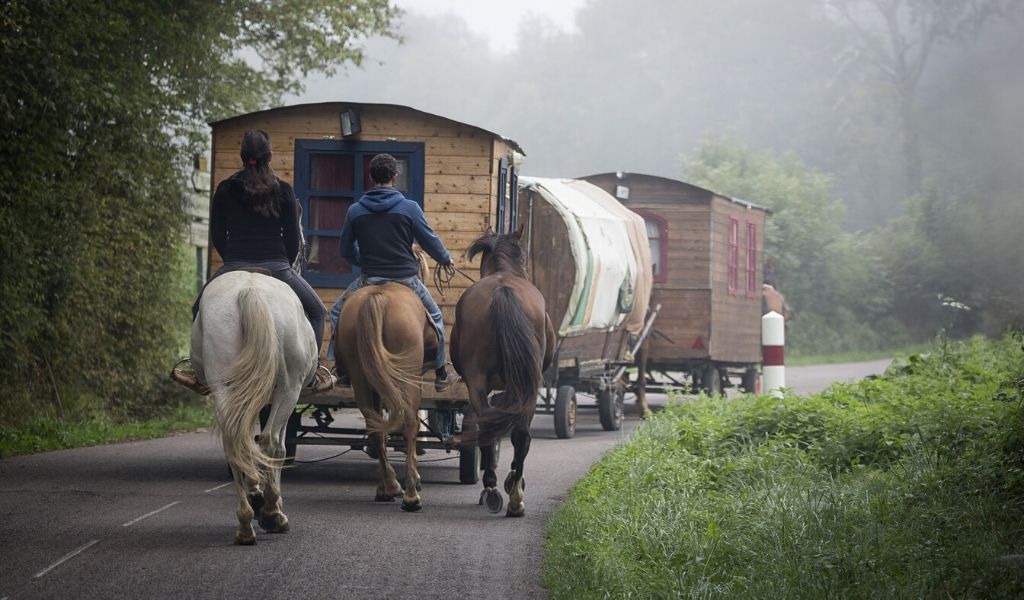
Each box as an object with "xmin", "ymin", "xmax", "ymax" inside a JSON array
[{"xmin": 330, "ymin": 153, "xmax": 454, "ymax": 391}]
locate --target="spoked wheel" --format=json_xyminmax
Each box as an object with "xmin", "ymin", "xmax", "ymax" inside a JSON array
[
  {"xmin": 554, "ymin": 385, "xmax": 577, "ymax": 439},
  {"xmin": 597, "ymin": 387, "xmax": 625, "ymax": 431},
  {"xmin": 284, "ymin": 411, "xmax": 300, "ymax": 465},
  {"xmin": 700, "ymin": 364, "xmax": 723, "ymax": 397},
  {"xmin": 741, "ymin": 366, "xmax": 759, "ymax": 394},
  {"xmin": 458, "ymin": 445, "xmax": 479, "ymax": 484}
]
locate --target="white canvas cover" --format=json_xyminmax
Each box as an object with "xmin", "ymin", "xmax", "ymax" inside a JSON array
[{"xmin": 520, "ymin": 177, "xmax": 653, "ymax": 336}]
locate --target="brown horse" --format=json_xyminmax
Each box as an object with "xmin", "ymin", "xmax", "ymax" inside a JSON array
[
  {"xmin": 334, "ymin": 282, "xmax": 439, "ymax": 512},
  {"xmin": 450, "ymin": 226, "xmax": 555, "ymax": 517}
]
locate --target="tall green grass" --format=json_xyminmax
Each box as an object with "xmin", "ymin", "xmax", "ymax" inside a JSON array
[{"xmin": 544, "ymin": 335, "xmax": 1024, "ymax": 598}]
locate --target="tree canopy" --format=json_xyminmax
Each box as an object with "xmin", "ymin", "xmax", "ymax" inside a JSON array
[{"xmin": 0, "ymin": 0, "xmax": 398, "ymax": 424}]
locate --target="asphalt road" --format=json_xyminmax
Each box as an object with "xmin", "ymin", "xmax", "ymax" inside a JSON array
[{"xmin": 0, "ymin": 360, "xmax": 890, "ymax": 600}]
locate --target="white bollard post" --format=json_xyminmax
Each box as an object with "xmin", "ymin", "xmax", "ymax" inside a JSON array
[{"xmin": 762, "ymin": 311, "xmax": 785, "ymax": 398}]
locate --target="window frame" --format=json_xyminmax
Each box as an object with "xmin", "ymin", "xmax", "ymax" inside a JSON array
[
  {"xmin": 745, "ymin": 221, "xmax": 758, "ymax": 296},
  {"xmin": 293, "ymin": 139, "xmax": 425, "ymax": 288},
  {"xmin": 631, "ymin": 208, "xmax": 669, "ymax": 284},
  {"xmin": 727, "ymin": 217, "xmax": 740, "ymax": 295}
]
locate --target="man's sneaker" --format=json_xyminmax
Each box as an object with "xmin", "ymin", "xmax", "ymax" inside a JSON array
[
  {"xmin": 170, "ymin": 361, "xmax": 210, "ymax": 396},
  {"xmin": 434, "ymin": 366, "xmax": 456, "ymax": 393},
  {"xmin": 301, "ymin": 365, "xmax": 336, "ymax": 397}
]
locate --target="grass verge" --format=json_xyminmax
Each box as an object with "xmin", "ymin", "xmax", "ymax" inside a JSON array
[
  {"xmin": 544, "ymin": 334, "xmax": 1024, "ymax": 598},
  {"xmin": 0, "ymin": 399, "xmax": 213, "ymax": 458}
]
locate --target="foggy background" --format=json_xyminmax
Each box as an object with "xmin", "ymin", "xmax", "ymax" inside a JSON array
[{"xmin": 293, "ymin": 0, "xmax": 1024, "ymax": 231}]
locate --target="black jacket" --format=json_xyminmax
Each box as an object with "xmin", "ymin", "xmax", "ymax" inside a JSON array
[{"xmin": 210, "ymin": 172, "xmax": 301, "ymax": 264}]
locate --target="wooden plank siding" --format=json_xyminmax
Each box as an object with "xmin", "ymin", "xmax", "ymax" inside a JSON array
[
  {"xmin": 580, "ymin": 172, "xmax": 768, "ymax": 367},
  {"xmin": 707, "ymin": 196, "xmax": 764, "ymax": 363},
  {"xmin": 207, "ymin": 103, "xmax": 517, "ymax": 400}
]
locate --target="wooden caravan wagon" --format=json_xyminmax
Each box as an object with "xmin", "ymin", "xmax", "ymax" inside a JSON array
[
  {"xmin": 516, "ymin": 177, "xmax": 659, "ymax": 439},
  {"xmin": 580, "ymin": 173, "xmax": 769, "ymax": 396},
  {"xmin": 208, "ymin": 102, "xmax": 525, "ymax": 483}
]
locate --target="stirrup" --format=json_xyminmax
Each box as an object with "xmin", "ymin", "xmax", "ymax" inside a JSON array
[
  {"xmin": 170, "ymin": 358, "xmax": 210, "ymax": 395},
  {"xmin": 301, "ymin": 365, "xmax": 336, "ymax": 397}
]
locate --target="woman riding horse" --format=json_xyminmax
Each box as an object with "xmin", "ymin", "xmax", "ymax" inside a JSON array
[{"xmin": 174, "ymin": 129, "xmax": 332, "ymax": 394}]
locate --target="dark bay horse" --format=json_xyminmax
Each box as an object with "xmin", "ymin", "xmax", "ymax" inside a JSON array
[
  {"xmin": 334, "ymin": 282, "xmax": 439, "ymax": 512},
  {"xmin": 450, "ymin": 226, "xmax": 555, "ymax": 517}
]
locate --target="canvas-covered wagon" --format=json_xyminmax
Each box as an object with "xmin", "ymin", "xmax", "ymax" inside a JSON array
[
  {"xmin": 207, "ymin": 101, "xmax": 525, "ymax": 483},
  {"xmin": 580, "ymin": 172, "xmax": 769, "ymax": 396},
  {"xmin": 516, "ymin": 177, "xmax": 658, "ymax": 438}
]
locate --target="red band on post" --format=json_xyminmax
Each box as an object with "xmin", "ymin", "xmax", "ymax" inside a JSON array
[{"xmin": 763, "ymin": 345, "xmax": 784, "ymax": 366}]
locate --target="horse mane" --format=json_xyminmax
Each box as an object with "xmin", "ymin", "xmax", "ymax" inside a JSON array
[{"xmin": 467, "ymin": 231, "xmax": 527, "ymax": 277}]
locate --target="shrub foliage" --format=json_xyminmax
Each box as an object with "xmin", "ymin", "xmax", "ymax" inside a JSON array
[
  {"xmin": 544, "ymin": 335, "xmax": 1024, "ymax": 598},
  {"xmin": 0, "ymin": 1, "xmax": 398, "ymax": 425}
]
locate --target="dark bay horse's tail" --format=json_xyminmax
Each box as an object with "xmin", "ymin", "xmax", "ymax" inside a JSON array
[
  {"xmin": 354, "ymin": 290, "xmax": 419, "ymax": 433},
  {"xmin": 479, "ymin": 284, "xmax": 543, "ymax": 441}
]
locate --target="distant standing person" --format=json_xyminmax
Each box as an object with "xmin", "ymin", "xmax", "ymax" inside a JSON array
[
  {"xmin": 328, "ymin": 153, "xmax": 455, "ymax": 391},
  {"xmin": 762, "ymin": 282, "xmax": 793, "ymax": 320},
  {"xmin": 172, "ymin": 129, "xmax": 333, "ymax": 394}
]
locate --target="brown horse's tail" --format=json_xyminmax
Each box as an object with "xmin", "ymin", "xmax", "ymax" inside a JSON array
[
  {"xmin": 479, "ymin": 285, "xmax": 542, "ymax": 441},
  {"xmin": 354, "ymin": 290, "xmax": 419, "ymax": 433}
]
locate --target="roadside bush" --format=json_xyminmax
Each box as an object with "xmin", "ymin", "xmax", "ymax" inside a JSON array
[{"xmin": 544, "ymin": 335, "xmax": 1024, "ymax": 599}]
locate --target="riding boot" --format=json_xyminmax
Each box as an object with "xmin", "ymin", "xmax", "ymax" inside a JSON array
[{"xmin": 301, "ymin": 365, "xmax": 336, "ymax": 396}]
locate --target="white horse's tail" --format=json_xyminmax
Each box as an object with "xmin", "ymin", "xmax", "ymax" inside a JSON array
[{"xmin": 217, "ymin": 285, "xmax": 280, "ymax": 484}]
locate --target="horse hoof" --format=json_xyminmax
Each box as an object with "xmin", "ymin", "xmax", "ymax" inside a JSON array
[
  {"xmin": 483, "ymin": 487, "xmax": 503, "ymax": 514},
  {"xmin": 259, "ymin": 513, "xmax": 289, "ymax": 533},
  {"xmin": 504, "ymin": 472, "xmax": 517, "ymax": 494},
  {"xmin": 235, "ymin": 535, "xmax": 257, "ymax": 546},
  {"xmin": 506, "ymin": 505, "xmax": 526, "ymax": 518},
  {"xmin": 375, "ymin": 493, "xmax": 397, "ymax": 502},
  {"xmin": 401, "ymin": 500, "xmax": 423, "ymax": 513}
]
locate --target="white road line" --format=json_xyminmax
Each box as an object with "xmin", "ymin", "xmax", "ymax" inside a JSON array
[
  {"xmin": 121, "ymin": 501, "xmax": 180, "ymax": 527},
  {"xmin": 33, "ymin": 539, "xmax": 99, "ymax": 578},
  {"xmin": 204, "ymin": 482, "xmax": 232, "ymax": 493}
]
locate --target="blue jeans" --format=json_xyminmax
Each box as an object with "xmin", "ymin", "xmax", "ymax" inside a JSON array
[{"xmin": 329, "ymin": 275, "xmax": 445, "ymax": 370}]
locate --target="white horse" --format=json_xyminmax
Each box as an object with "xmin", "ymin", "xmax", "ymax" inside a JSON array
[{"xmin": 191, "ymin": 270, "xmax": 317, "ymax": 545}]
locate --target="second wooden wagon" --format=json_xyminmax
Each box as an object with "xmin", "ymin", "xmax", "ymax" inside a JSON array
[{"xmin": 581, "ymin": 172, "xmax": 770, "ymax": 396}]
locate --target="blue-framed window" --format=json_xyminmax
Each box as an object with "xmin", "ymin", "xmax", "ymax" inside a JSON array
[
  {"xmin": 294, "ymin": 139, "xmax": 424, "ymax": 288},
  {"xmin": 495, "ymin": 158, "xmax": 519, "ymax": 234}
]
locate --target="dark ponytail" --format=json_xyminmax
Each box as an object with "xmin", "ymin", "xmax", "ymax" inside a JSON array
[{"xmin": 239, "ymin": 129, "xmax": 281, "ymax": 218}]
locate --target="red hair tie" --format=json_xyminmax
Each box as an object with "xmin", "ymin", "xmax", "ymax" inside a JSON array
[{"xmin": 247, "ymin": 159, "xmax": 257, "ymax": 166}]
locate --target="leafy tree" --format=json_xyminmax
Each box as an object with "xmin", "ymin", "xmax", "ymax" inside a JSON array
[
  {"xmin": 0, "ymin": 1, "xmax": 398, "ymax": 425},
  {"xmin": 828, "ymin": 0, "xmax": 1021, "ymax": 199},
  {"xmin": 683, "ymin": 137, "xmax": 905, "ymax": 353}
]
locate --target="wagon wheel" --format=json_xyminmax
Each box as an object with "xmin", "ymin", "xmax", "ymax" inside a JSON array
[
  {"xmin": 700, "ymin": 364, "xmax": 723, "ymax": 397},
  {"xmin": 284, "ymin": 411, "xmax": 300, "ymax": 465},
  {"xmin": 597, "ymin": 387, "xmax": 625, "ymax": 431},
  {"xmin": 458, "ymin": 444, "xmax": 480, "ymax": 484},
  {"xmin": 741, "ymin": 366, "xmax": 759, "ymax": 394},
  {"xmin": 554, "ymin": 385, "xmax": 577, "ymax": 439}
]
